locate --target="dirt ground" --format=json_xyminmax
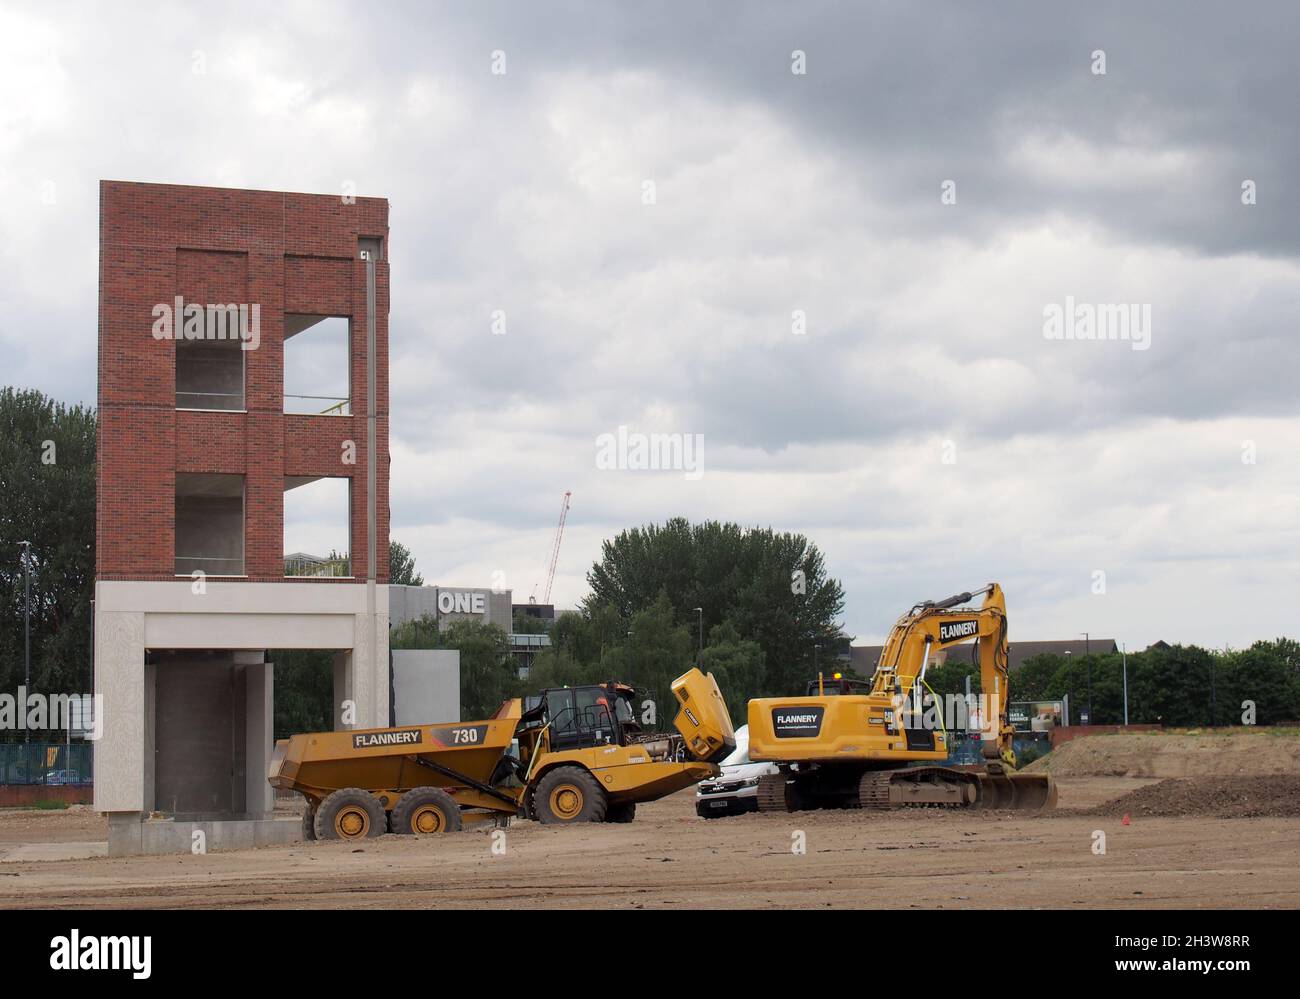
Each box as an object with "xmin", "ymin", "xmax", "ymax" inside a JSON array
[
  {"xmin": 1024, "ymin": 728, "xmax": 1300, "ymax": 777},
  {"xmin": 2, "ymin": 775, "xmax": 1299, "ymax": 909},
  {"xmin": 1093, "ymin": 776, "xmax": 1300, "ymax": 819}
]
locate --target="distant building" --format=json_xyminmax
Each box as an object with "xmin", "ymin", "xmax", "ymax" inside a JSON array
[
  {"xmin": 514, "ymin": 602, "xmax": 555, "ymax": 625},
  {"xmin": 391, "ymin": 586, "xmax": 551, "ymax": 678},
  {"xmin": 284, "ymin": 552, "xmax": 349, "ymax": 578},
  {"xmin": 389, "ymin": 585, "xmax": 512, "ymax": 631}
]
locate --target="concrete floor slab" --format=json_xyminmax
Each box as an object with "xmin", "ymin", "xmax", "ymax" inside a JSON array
[{"xmin": 0, "ymin": 841, "xmax": 107, "ymax": 863}]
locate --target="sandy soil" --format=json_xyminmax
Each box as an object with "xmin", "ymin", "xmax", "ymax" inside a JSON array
[
  {"xmin": 0, "ymin": 805, "xmax": 106, "ymax": 845},
  {"xmin": 1024, "ymin": 728, "xmax": 1300, "ymax": 777},
  {"xmin": 2, "ymin": 777, "xmax": 1298, "ymax": 909}
]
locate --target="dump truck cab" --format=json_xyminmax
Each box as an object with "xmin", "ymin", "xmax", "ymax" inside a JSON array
[
  {"xmin": 515, "ymin": 670, "xmax": 735, "ymax": 824},
  {"xmin": 519, "ymin": 681, "xmax": 644, "ymax": 753}
]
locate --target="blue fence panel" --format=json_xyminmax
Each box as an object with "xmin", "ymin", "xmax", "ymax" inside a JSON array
[{"xmin": 0, "ymin": 743, "xmax": 94, "ymax": 786}]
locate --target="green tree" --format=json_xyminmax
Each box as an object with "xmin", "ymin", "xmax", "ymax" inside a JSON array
[
  {"xmin": 618, "ymin": 594, "xmax": 696, "ymax": 731},
  {"xmin": 586, "ymin": 518, "xmax": 846, "ymax": 696},
  {"xmin": 389, "ymin": 540, "xmax": 423, "ymax": 586},
  {"xmin": 521, "ymin": 647, "xmax": 597, "ymax": 693},
  {"xmin": 439, "ymin": 619, "xmax": 518, "ymax": 720},
  {"xmin": 923, "ymin": 650, "xmax": 982, "ymax": 700},
  {"xmin": 389, "ymin": 612, "xmax": 440, "ymax": 652},
  {"xmin": 0, "ymin": 388, "xmax": 96, "ymax": 727},
  {"xmin": 1010, "ymin": 653, "xmax": 1058, "ymax": 702},
  {"xmin": 1215, "ymin": 639, "xmax": 1300, "ymax": 725},
  {"xmin": 1125, "ymin": 644, "xmax": 1213, "ymax": 727},
  {"xmin": 272, "ymin": 650, "xmax": 334, "ymax": 739},
  {"xmin": 700, "ymin": 621, "xmax": 766, "ymax": 724}
]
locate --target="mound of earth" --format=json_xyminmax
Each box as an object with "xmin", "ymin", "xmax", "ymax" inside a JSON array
[
  {"xmin": 1022, "ymin": 730, "xmax": 1300, "ymax": 778},
  {"xmin": 1091, "ymin": 776, "xmax": 1300, "ymax": 818}
]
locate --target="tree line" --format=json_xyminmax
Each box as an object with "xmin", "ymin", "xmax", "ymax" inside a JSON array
[
  {"xmin": 378, "ymin": 518, "xmax": 848, "ymax": 729},
  {"xmin": 0, "ymin": 388, "xmax": 96, "ymax": 730},
  {"xmin": 923, "ymin": 639, "xmax": 1300, "ymax": 728}
]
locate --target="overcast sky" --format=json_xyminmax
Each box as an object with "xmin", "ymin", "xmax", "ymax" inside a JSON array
[{"xmin": 2, "ymin": 1, "xmax": 1297, "ymax": 648}]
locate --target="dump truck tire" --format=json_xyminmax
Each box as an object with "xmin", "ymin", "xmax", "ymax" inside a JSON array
[
  {"xmin": 606, "ymin": 801, "xmax": 636, "ymax": 823},
  {"xmin": 534, "ymin": 766, "xmax": 607, "ymax": 824},
  {"xmin": 315, "ymin": 788, "xmax": 386, "ymax": 840},
  {"xmin": 301, "ymin": 802, "xmax": 318, "ymax": 841},
  {"xmin": 391, "ymin": 787, "xmax": 463, "ymax": 835}
]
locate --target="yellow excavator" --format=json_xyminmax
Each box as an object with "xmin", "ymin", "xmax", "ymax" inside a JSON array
[{"xmin": 747, "ymin": 583, "xmax": 1056, "ymax": 811}]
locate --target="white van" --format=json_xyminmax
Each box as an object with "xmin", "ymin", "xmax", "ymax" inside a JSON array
[{"xmin": 694, "ymin": 725, "xmax": 778, "ymax": 818}]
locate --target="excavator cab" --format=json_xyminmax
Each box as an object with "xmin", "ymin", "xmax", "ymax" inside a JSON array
[{"xmin": 804, "ymin": 673, "xmax": 873, "ymax": 696}]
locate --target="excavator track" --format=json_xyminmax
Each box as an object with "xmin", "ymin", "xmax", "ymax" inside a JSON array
[
  {"xmin": 857, "ymin": 767, "xmax": 1056, "ymax": 810},
  {"xmin": 757, "ymin": 773, "xmax": 799, "ymax": 812}
]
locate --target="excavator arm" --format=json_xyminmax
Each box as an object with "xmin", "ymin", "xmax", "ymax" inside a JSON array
[{"xmin": 870, "ymin": 583, "xmax": 1014, "ymax": 767}]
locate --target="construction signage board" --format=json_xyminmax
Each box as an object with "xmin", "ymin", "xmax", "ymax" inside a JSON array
[{"xmin": 1009, "ymin": 700, "xmax": 1064, "ymax": 733}]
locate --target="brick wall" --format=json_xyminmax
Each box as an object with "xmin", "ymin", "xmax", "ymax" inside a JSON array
[{"xmin": 97, "ymin": 181, "xmax": 390, "ymax": 583}]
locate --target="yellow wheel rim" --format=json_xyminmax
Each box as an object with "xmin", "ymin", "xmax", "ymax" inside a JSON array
[
  {"xmin": 549, "ymin": 784, "xmax": 583, "ymax": 819},
  {"xmin": 336, "ymin": 806, "xmax": 369, "ymax": 838},
  {"xmin": 412, "ymin": 805, "xmax": 445, "ymax": 834}
]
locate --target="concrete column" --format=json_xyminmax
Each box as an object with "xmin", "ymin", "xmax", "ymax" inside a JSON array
[
  {"xmin": 92, "ymin": 607, "xmax": 146, "ymax": 813},
  {"xmin": 332, "ymin": 650, "xmax": 352, "ymax": 730},
  {"xmin": 244, "ymin": 660, "xmax": 274, "ymax": 817},
  {"xmin": 335, "ymin": 610, "xmax": 390, "ymax": 731},
  {"xmin": 142, "ymin": 661, "xmax": 156, "ymax": 812}
]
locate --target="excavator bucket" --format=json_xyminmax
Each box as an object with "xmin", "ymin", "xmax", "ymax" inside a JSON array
[{"xmin": 975, "ymin": 771, "xmax": 1058, "ymax": 810}]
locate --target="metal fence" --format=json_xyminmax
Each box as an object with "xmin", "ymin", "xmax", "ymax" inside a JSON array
[{"xmin": 0, "ymin": 743, "xmax": 94, "ymax": 786}]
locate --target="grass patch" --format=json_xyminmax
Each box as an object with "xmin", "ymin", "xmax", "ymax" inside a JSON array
[{"xmin": 28, "ymin": 799, "xmax": 70, "ymax": 810}]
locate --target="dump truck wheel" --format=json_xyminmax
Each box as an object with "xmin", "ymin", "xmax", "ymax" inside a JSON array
[
  {"xmin": 606, "ymin": 801, "xmax": 636, "ymax": 823},
  {"xmin": 391, "ymin": 787, "xmax": 463, "ymax": 835},
  {"xmin": 534, "ymin": 767, "xmax": 607, "ymax": 824},
  {"xmin": 315, "ymin": 788, "xmax": 385, "ymax": 840},
  {"xmin": 301, "ymin": 802, "xmax": 318, "ymax": 841}
]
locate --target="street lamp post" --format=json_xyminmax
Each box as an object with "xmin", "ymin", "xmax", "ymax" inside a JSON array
[
  {"xmin": 814, "ymin": 643, "xmax": 821, "ymax": 674},
  {"xmin": 1210, "ymin": 655, "xmax": 1217, "ymax": 728},
  {"xmin": 19, "ymin": 542, "xmax": 32, "ymax": 744},
  {"xmin": 693, "ymin": 607, "xmax": 703, "ymax": 665},
  {"xmin": 1122, "ymin": 642, "xmax": 1129, "ymax": 726},
  {"xmin": 1080, "ymin": 632, "xmax": 1092, "ymax": 724}
]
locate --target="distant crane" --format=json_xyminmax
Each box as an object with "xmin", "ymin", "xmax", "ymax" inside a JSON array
[{"xmin": 530, "ymin": 490, "xmax": 571, "ymax": 605}]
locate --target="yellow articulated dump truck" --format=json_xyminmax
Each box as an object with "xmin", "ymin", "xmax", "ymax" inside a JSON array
[{"xmin": 269, "ymin": 667, "xmax": 735, "ymax": 840}]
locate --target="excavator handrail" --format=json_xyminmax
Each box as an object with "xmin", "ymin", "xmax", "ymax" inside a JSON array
[{"xmin": 916, "ymin": 676, "xmax": 949, "ymax": 743}]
